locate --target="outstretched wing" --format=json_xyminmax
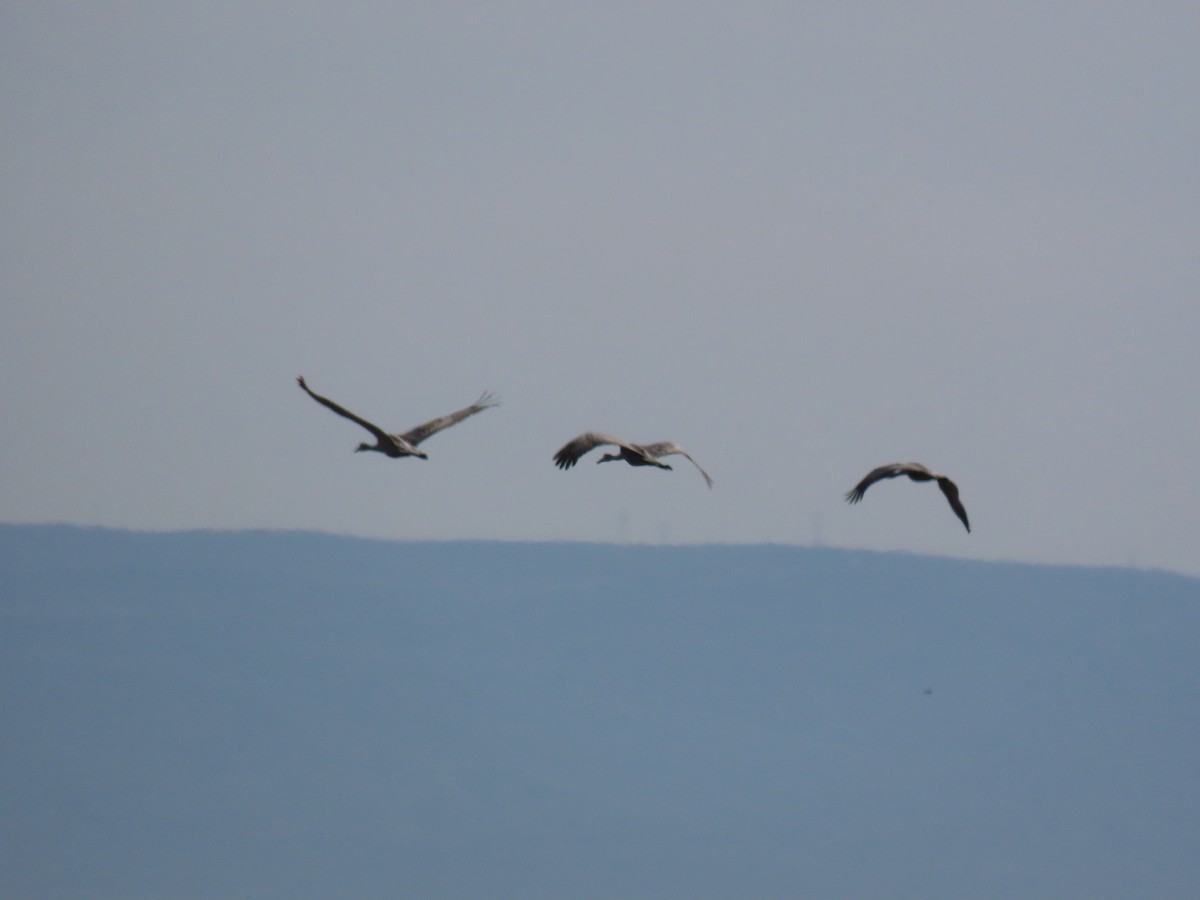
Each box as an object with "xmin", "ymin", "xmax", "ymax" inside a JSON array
[
  {"xmin": 553, "ymin": 432, "xmax": 627, "ymax": 470},
  {"xmin": 297, "ymin": 376, "xmax": 389, "ymax": 442},
  {"xmin": 640, "ymin": 442, "xmax": 714, "ymax": 488},
  {"xmin": 399, "ymin": 392, "xmax": 499, "ymax": 447},
  {"xmin": 844, "ymin": 463, "xmax": 910, "ymax": 504},
  {"xmin": 936, "ymin": 477, "xmax": 971, "ymax": 532}
]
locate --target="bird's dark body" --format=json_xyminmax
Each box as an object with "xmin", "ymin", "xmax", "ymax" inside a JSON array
[
  {"xmin": 373, "ymin": 443, "xmax": 411, "ymax": 459},
  {"xmin": 603, "ymin": 447, "xmax": 671, "ymax": 470}
]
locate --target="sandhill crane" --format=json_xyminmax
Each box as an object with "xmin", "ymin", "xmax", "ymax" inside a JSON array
[
  {"xmin": 844, "ymin": 462, "xmax": 970, "ymax": 532},
  {"xmin": 297, "ymin": 376, "xmax": 497, "ymax": 459},
  {"xmin": 553, "ymin": 432, "xmax": 713, "ymax": 488}
]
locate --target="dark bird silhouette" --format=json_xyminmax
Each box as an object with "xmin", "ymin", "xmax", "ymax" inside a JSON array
[
  {"xmin": 553, "ymin": 432, "xmax": 713, "ymax": 489},
  {"xmin": 844, "ymin": 462, "xmax": 970, "ymax": 532},
  {"xmin": 297, "ymin": 376, "xmax": 497, "ymax": 458}
]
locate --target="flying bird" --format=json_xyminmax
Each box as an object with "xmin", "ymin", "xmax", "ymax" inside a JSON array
[
  {"xmin": 297, "ymin": 376, "xmax": 497, "ymax": 458},
  {"xmin": 844, "ymin": 462, "xmax": 970, "ymax": 532},
  {"xmin": 553, "ymin": 432, "xmax": 713, "ymax": 488}
]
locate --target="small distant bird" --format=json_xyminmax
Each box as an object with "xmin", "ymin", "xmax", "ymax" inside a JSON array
[
  {"xmin": 553, "ymin": 432, "xmax": 713, "ymax": 489},
  {"xmin": 297, "ymin": 376, "xmax": 497, "ymax": 459},
  {"xmin": 844, "ymin": 462, "xmax": 970, "ymax": 532},
  {"xmin": 923, "ymin": 687, "xmax": 934, "ymax": 696}
]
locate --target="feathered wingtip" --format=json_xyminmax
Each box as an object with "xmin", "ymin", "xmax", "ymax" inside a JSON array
[{"xmin": 474, "ymin": 391, "xmax": 500, "ymax": 409}]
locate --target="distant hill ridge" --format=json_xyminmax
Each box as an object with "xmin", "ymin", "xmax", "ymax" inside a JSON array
[{"xmin": 2, "ymin": 522, "xmax": 1198, "ymax": 899}]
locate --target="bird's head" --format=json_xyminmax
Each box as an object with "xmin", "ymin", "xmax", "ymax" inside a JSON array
[
  {"xmin": 355, "ymin": 442, "xmax": 371, "ymax": 453},
  {"xmin": 415, "ymin": 450, "xmax": 429, "ymax": 460},
  {"xmin": 597, "ymin": 453, "xmax": 619, "ymax": 464}
]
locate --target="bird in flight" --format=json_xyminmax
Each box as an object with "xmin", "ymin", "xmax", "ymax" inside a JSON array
[
  {"xmin": 553, "ymin": 432, "xmax": 713, "ymax": 488},
  {"xmin": 297, "ymin": 376, "xmax": 498, "ymax": 459},
  {"xmin": 844, "ymin": 462, "xmax": 970, "ymax": 532}
]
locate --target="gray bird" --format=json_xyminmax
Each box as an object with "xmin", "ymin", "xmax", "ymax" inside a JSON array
[
  {"xmin": 297, "ymin": 376, "xmax": 497, "ymax": 459},
  {"xmin": 844, "ymin": 462, "xmax": 970, "ymax": 532},
  {"xmin": 553, "ymin": 432, "xmax": 713, "ymax": 488}
]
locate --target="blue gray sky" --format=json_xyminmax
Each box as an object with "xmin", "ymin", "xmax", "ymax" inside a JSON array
[{"xmin": 3, "ymin": 3, "xmax": 1198, "ymax": 574}]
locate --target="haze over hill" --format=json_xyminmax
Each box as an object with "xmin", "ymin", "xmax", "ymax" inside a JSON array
[{"xmin": 2, "ymin": 524, "xmax": 1198, "ymax": 898}]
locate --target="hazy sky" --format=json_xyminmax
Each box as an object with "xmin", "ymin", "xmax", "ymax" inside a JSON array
[{"xmin": 3, "ymin": 3, "xmax": 1198, "ymax": 574}]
